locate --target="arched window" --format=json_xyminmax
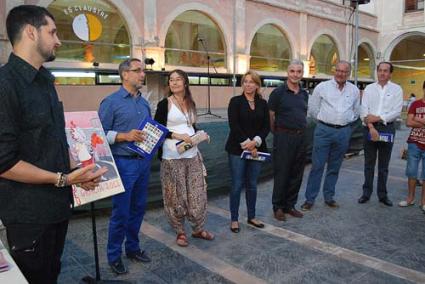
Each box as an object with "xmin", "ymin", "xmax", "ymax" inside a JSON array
[
  {"xmin": 357, "ymin": 43, "xmax": 375, "ymax": 79},
  {"xmin": 48, "ymin": 0, "xmax": 130, "ymax": 64},
  {"xmin": 165, "ymin": 11, "xmax": 226, "ymax": 68},
  {"xmin": 309, "ymin": 35, "xmax": 339, "ymax": 76},
  {"xmin": 249, "ymin": 24, "xmax": 292, "ymax": 72},
  {"xmin": 390, "ymin": 34, "xmax": 425, "ymax": 98}
]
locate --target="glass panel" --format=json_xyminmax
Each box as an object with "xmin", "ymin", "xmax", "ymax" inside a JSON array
[
  {"xmin": 188, "ymin": 76, "xmax": 200, "ymax": 85},
  {"xmin": 309, "ymin": 35, "xmax": 339, "ymax": 76},
  {"xmin": 405, "ymin": 0, "xmax": 417, "ymax": 11},
  {"xmin": 200, "ymin": 77, "xmax": 209, "ymax": 84},
  {"xmin": 357, "ymin": 43, "xmax": 375, "ymax": 79},
  {"xmin": 250, "ymin": 24, "xmax": 292, "ymax": 72},
  {"xmin": 210, "ymin": 78, "xmax": 230, "ymax": 85},
  {"xmin": 52, "ymin": 71, "xmax": 96, "ymax": 85},
  {"xmin": 165, "ymin": 11, "xmax": 226, "ymax": 67},
  {"xmin": 405, "ymin": 0, "xmax": 424, "ymax": 11},
  {"xmin": 48, "ymin": 0, "xmax": 131, "ymax": 63},
  {"xmin": 98, "ymin": 74, "xmax": 121, "ymax": 84},
  {"xmin": 263, "ymin": 79, "xmax": 284, "ymax": 87}
]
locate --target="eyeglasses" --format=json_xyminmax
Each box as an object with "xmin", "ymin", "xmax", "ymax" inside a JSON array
[{"xmin": 127, "ymin": 68, "xmax": 144, "ymax": 74}]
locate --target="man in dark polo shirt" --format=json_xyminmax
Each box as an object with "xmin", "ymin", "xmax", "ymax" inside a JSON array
[
  {"xmin": 0, "ymin": 5, "xmax": 106, "ymax": 283},
  {"xmin": 268, "ymin": 59, "xmax": 308, "ymax": 221}
]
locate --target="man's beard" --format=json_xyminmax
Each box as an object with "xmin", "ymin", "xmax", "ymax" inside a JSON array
[{"xmin": 37, "ymin": 41, "xmax": 56, "ymax": 62}]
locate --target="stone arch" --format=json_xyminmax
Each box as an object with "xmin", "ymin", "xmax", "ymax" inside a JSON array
[
  {"xmin": 246, "ymin": 19, "xmax": 296, "ymax": 59},
  {"xmin": 159, "ymin": 3, "xmax": 231, "ymax": 61},
  {"xmin": 355, "ymin": 40, "xmax": 376, "ymax": 79},
  {"xmin": 384, "ymin": 31, "xmax": 425, "ymax": 60}
]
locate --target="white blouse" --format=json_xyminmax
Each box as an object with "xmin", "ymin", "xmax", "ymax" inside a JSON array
[{"xmin": 162, "ymin": 103, "xmax": 198, "ymax": 160}]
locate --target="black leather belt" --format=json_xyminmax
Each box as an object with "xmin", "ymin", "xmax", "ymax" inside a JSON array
[
  {"xmin": 115, "ymin": 155, "xmax": 143, "ymax": 160},
  {"xmin": 318, "ymin": 120, "xmax": 350, "ymax": 129}
]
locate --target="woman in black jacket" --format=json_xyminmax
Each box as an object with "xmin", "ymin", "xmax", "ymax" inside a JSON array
[{"xmin": 225, "ymin": 70, "xmax": 270, "ymax": 233}]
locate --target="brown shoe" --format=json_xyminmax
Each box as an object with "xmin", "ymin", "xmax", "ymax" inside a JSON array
[
  {"xmin": 325, "ymin": 200, "xmax": 339, "ymax": 208},
  {"xmin": 300, "ymin": 202, "xmax": 313, "ymax": 211},
  {"xmin": 274, "ymin": 208, "xmax": 286, "ymax": 221},
  {"xmin": 286, "ymin": 208, "xmax": 303, "ymax": 218}
]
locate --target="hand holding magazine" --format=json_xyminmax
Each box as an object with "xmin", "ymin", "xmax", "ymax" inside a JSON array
[
  {"xmin": 176, "ymin": 130, "xmax": 209, "ymax": 154},
  {"xmin": 240, "ymin": 150, "xmax": 271, "ymax": 162}
]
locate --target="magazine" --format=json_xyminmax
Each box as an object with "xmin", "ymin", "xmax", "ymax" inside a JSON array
[
  {"xmin": 65, "ymin": 111, "xmax": 125, "ymax": 207},
  {"xmin": 127, "ymin": 117, "xmax": 168, "ymax": 159},
  {"xmin": 0, "ymin": 251, "xmax": 9, "ymax": 273},
  {"xmin": 367, "ymin": 132, "xmax": 394, "ymax": 143},
  {"xmin": 175, "ymin": 130, "xmax": 209, "ymax": 154},
  {"xmin": 240, "ymin": 150, "xmax": 271, "ymax": 162}
]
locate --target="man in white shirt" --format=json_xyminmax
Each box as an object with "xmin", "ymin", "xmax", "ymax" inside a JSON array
[
  {"xmin": 301, "ymin": 61, "xmax": 360, "ymax": 210},
  {"xmin": 358, "ymin": 62, "xmax": 403, "ymax": 206}
]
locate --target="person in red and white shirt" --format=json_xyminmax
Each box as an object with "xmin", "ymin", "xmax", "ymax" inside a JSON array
[{"xmin": 400, "ymin": 81, "xmax": 425, "ymax": 212}]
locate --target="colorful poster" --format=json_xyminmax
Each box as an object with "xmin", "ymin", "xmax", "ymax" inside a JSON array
[{"xmin": 65, "ymin": 111, "xmax": 124, "ymax": 207}]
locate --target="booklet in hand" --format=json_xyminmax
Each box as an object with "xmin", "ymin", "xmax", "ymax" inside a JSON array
[
  {"xmin": 367, "ymin": 132, "xmax": 394, "ymax": 143},
  {"xmin": 176, "ymin": 130, "xmax": 209, "ymax": 154},
  {"xmin": 128, "ymin": 117, "xmax": 169, "ymax": 159},
  {"xmin": 240, "ymin": 150, "xmax": 271, "ymax": 162}
]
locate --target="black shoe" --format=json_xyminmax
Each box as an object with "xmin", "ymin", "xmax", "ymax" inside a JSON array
[
  {"xmin": 325, "ymin": 200, "xmax": 339, "ymax": 208},
  {"xmin": 230, "ymin": 222, "xmax": 240, "ymax": 233},
  {"xmin": 230, "ymin": 227, "xmax": 240, "ymax": 233},
  {"xmin": 247, "ymin": 219, "xmax": 265, "ymax": 228},
  {"xmin": 379, "ymin": 197, "xmax": 393, "ymax": 207},
  {"xmin": 109, "ymin": 258, "xmax": 127, "ymax": 274},
  {"xmin": 358, "ymin": 196, "xmax": 369, "ymax": 204},
  {"xmin": 127, "ymin": 250, "xmax": 151, "ymax": 263}
]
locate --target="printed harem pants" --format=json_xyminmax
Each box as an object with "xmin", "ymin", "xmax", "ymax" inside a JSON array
[{"xmin": 160, "ymin": 155, "xmax": 207, "ymax": 234}]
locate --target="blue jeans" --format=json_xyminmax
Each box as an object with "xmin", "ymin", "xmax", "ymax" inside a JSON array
[
  {"xmin": 304, "ymin": 123, "xmax": 352, "ymax": 204},
  {"xmin": 406, "ymin": 143, "xmax": 425, "ymax": 179},
  {"xmin": 107, "ymin": 157, "xmax": 151, "ymax": 263},
  {"xmin": 228, "ymin": 154, "xmax": 262, "ymax": 221}
]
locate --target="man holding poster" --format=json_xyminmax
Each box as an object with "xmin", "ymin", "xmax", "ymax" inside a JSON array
[
  {"xmin": 99, "ymin": 58, "xmax": 152, "ymax": 274},
  {"xmin": 0, "ymin": 5, "xmax": 106, "ymax": 284}
]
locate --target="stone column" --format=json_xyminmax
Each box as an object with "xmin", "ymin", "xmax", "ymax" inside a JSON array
[
  {"xmin": 143, "ymin": 0, "xmax": 163, "ymax": 69},
  {"xmin": 234, "ymin": 0, "xmax": 246, "ymax": 74}
]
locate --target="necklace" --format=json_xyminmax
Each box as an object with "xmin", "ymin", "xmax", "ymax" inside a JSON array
[
  {"xmin": 173, "ymin": 95, "xmax": 191, "ymax": 127},
  {"xmin": 245, "ymin": 96, "xmax": 255, "ymax": 111},
  {"xmin": 245, "ymin": 94, "xmax": 255, "ymax": 102}
]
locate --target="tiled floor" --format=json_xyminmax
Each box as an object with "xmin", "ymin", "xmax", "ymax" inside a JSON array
[
  {"xmin": 58, "ymin": 125, "xmax": 425, "ymax": 283},
  {"xmin": 2, "ymin": 124, "xmax": 425, "ymax": 283}
]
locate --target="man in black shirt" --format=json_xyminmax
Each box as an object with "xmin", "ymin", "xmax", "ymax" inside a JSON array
[
  {"xmin": 0, "ymin": 5, "xmax": 106, "ymax": 283},
  {"xmin": 268, "ymin": 59, "xmax": 308, "ymax": 221}
]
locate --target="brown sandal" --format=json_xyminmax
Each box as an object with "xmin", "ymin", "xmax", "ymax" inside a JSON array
[
  {"xmin": 176, "ymin": 233, "xmax": 189, "ymax": 247},
  {"xmin": 192, "ymin": 230, "xmax": 215, "ymax": 241}
]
